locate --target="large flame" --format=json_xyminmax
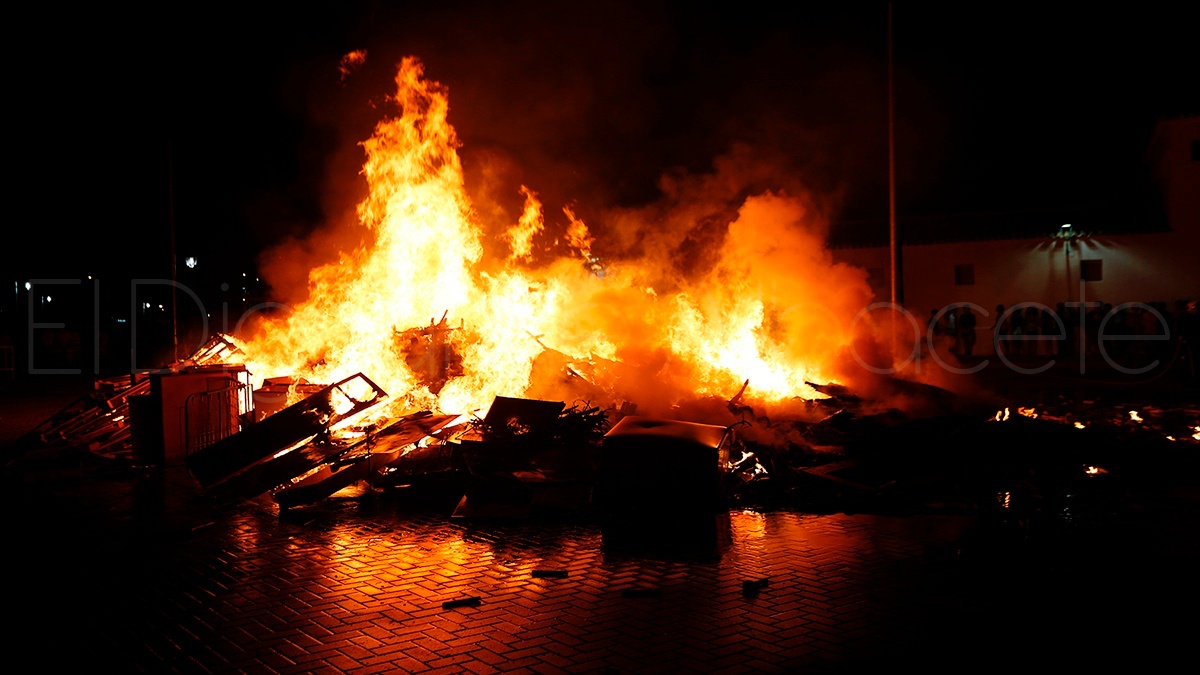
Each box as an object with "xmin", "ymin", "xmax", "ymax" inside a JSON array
[{"xmin": 234, "ymin": 56, "xmax": 878, "ymax": 424}]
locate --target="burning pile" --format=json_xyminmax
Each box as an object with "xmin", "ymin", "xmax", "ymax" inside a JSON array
[
  {"xmin": 11, "ymin": 53, "xmax": 1060, "ymax": 514},
  {"xmin": 13, "ymin": 56, "xmax": 964, "ymax": 514},
  {"xmin": 225, "ymin": 56, "xmax": 886, "ymax": 438}
]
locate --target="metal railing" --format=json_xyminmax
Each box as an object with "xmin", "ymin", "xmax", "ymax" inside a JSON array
[{"xmin": 183, "ymin": 380, "xmax": 254, "ymax": 457}]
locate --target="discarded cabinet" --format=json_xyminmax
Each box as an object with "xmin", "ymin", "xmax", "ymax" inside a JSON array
[
  {"xmin": 596, "ymin": 415, "xmax": 733, "ymax": 519},
  {"xmin": 185, "ymin": 372, "xmax": 387, "ymax": 489},
  {"xmin": 115, "ymin": 365, "xmax": 251, "ymax": 467}
]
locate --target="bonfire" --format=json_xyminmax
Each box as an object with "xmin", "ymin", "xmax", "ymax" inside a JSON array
[{"xmin": 225, "ymin": 56, "xmax": 890, "ymax": 441}]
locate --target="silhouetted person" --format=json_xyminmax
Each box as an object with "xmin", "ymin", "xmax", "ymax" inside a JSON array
[
  {"xmin": 1175, "ymin": 299, "xmax": 1198, "ymax": 379},
  {"xmin": 1106, "ymin": 305, "xmax": 1133, "ymax": 365},
  {"xmin": 945, "ymin": 307, "xmax": 959, "ymax": 356},
  {"xmin": 1160, "ymin": 300, "xmax": 1181, "ymax": 364},
  {"xmin": 1056, "ymin": 302, "xmax": 1075, "ymax": 358},
  {"xmin": 1040, "ymin": 306, "xmax": 1060, "ymax": 357},
  {"xmin": 1085, "ymin": 302, "xmax": 1105, "ymax": 358},
  {"xmin": 1021, "ymin": 306, "xmax": 1042, "ymax": 357},
  {"xmin": 994, "ymin": 304, "xmax": 1011, "ymax": 357},
  {"xmin": 957, "ymin": 306, "xmax": 977, "ymax": 359},
  {"xmin": 926, "ymin": 308, "xmax": 942, "ymax": 360}
]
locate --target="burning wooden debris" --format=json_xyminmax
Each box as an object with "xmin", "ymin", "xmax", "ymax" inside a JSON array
[
  {"xmin": 272, "ymin": 410, "xmax": 461, "ymax": 508},
  {"xmin": 450, "ymin": 396, "xmax": 611, "ymax": 519},
  {"xmin": 392, "ymin": 311, "xmax": 464, "ymax": 395},
  {"xmin": 10, "ymin": 319, "xmax": 1197, "ymax": 525},
  {"xmin": 185, "ymin": 372, "xmax": 388, "ymax": 493},
  {"xmin": 596, "ymin": 415, "xmax": 734, "ymax": 521},
  {"xmin": 8, "ymin": 334, "xmax": 244, "ymax": 462}
]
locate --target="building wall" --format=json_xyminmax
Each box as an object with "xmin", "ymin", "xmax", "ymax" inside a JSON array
[
  {"xmin": 1149, "ymin": 115, "xmax": 1199, "ymax": 235},
  {"xmin": 831, "ymin": 116, "xmax": 1199, "ymax": 355},
  {"xmin": 835, "ymin": 230, "xmax": 1196, "ymax": 341}
]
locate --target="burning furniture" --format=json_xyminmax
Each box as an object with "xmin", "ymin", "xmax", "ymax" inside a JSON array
[
  {"xmin": 185, "ymin": 372, "xmax": 389, "ymax": 502},
  {"xmin": 128, "ymin": 364, "xmax": 252, "ymax": 467},
  {"xmin": 272, "ymin": 410, "xmax": 460, "ymax": 509},
  {"xmin": 16, "ymin": 334, "xmax": 245, "ymax": 462},
  {"xmin": 596, "ymin": 416, "xmax": 734, "ymax": 520},
  {"xmin": 449, "ymin": 396, "xmax": 609, "ymax": 519}
]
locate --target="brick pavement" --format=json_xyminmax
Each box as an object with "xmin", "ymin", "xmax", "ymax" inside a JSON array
[{"xmin": 3, "ymin": 374, "xmax": 1199, "ymax": 673}]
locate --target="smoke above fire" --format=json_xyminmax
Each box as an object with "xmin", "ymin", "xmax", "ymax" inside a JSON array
[{"xmin": 235, "ymin": 55, "xmax": 905, "ymax": 431}]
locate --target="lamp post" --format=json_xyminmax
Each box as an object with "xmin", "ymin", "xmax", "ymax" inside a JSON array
[
  {"xmin": 168, "ymin": 140, "xmax": 179, "ymax": 364},
  {"xmin": 887, "ymin": 0, "xmax": 904, "ymax": 362},
  {"xmin": 1057, "ymin": 223, "xmax": 1077, "ymax": 303},
  {"xmin": 888, "ymin": 0, "xmax": 901, "ymax": 310}
]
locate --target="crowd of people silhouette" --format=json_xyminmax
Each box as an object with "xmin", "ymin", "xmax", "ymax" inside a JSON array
[{"xmin": 923, "ymin": 299, "xmax": 1198, "ymax": 378}]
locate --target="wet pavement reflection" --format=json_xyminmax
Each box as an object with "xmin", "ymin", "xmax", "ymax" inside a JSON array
[
  {"xmin": 7, "ymin": 463, "xmax": 1197, "ymax": 673},
  {"xmin": 4, "ymin": 376, "xmax": 1199, "ymax": 672}
]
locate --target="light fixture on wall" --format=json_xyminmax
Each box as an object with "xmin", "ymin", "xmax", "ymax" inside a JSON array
[
  {"xmin": 1053, "ymin": 223, "xmax": 1091, "ymax": 304},
  {"xmin": 1056, "ymin": 223, "xmax": 1078, "ymax": 253},
  {"xmin": 1054, "ymin": 223, "xmax": 1090, "ymax": 254}
]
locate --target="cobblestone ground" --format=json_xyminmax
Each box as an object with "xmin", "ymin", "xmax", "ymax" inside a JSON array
[
  {"xmin": 7, "ymin": 462, "xmax": 1198, "ymax": 674},
  {"xmin": 3, "ymin": 373, "xmax": 1198, "ymax": 673}
]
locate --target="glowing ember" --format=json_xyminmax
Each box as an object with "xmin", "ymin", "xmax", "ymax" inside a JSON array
[
  {"xmin": 1018, "ymin": 407, "xmax": 1038, "ymax": 419},
  {"xmin": 728, "ymin": 450, "xmax": 755, "ymax": 470},
  {"xmin": 1083, "ymin": 465, "xmax": 1109, "ymax": 477},
  {"xmin": 1074, "ymin": 422, "xmax": 1086, "ymax": 429},
  {"xmin": 273, "ymin": 436, "xmax": 317, "ymax": 460},
  {"xmin": 338, "ymin": 50, "xmax": 367, "ymax": 82},
  {"xmin": 230, "ymin": 56, "xmax": 876, "ymax": 426},
  {"xmin": 1129, "ymin": 410, "xmax": 1143, "ymax": 423}
]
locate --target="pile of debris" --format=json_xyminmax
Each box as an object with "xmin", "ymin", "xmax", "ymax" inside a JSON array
[
  {"xmin": 10, "ymin": 331, "xmax": 1197, "ymax": 526},
  {"xmin": 12, "ymin": 334, "xmax": 243, "ymax": 463},
  {"xmin": 3, "ymin": 335, "xmax": 627, "ymax": 517}
]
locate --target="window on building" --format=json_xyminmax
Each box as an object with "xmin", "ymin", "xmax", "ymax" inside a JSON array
[
  {"xmin": 1080, "ymin": 259, "xmax": 1103, "ymax": 282},
  {"xmin": 954, "ymin": 264, "xmax": 975, "ymax": 286}
]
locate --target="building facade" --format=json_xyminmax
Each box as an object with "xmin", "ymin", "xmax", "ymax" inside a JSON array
[{"xmin": 832, "ymin": 116, "xmax": 1198, "ymax": 357}]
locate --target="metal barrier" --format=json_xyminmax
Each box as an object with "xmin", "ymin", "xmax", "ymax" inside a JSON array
[{"xmin": 183, "ymin": 380, "xmax": 253, "ymax": 457}]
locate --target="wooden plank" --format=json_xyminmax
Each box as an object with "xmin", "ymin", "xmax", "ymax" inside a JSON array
[
  {"xmin": 185, "ymin": 372, "xmax": 387, "ymax": 487},
  {"xmin": 272, "ymin": 412, "xmax": 460, "ymax": 508},
  {"xmin": 185, "ymin": 385, "xmax": 335, "ymax": 486}
]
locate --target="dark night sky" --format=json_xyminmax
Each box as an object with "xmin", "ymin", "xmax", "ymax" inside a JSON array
[{"xmin": 8, "ymin": 1, "xmax": 1197, "ymax": 287}]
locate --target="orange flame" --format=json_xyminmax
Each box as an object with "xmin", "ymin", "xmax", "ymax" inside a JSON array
[
  {"xmin": 506, "ymin": 186, "xmax": 544, "ymax": 262},
  {"xmin": 563, "ymin": 205, "xmax": 594, "ymax": 261},
  {"xmin": 234, "ymin": 56, "xmax": 876, "ymax": 424},
  {"xmin": 338, "ymin": 50, "xmax": 367, "ymax": 82}
]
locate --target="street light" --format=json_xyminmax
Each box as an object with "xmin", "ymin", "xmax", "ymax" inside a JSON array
[
  {"xmin": 1054, "ymin": 223, "xmax": 1085, "ymax": 304},
  {"xmin": 1056, "ymin": 223, "xmax": 1082, "ymax": 253}
]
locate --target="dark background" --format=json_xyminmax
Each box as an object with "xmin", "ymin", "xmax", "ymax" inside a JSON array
[{"xmin": 4, "ymin": 1, "xmax": 1196, "ymax": 371}]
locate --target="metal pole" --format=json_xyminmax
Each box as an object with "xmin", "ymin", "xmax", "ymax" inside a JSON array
[
  {"xmin": 169, "ymin": 140, "xmax": 179, "ymax": 363},
  {"xmin": 888, "ymin": 0, "xmax": 902, "ymax": 309},
  {"xmin": 1064, "ymin": 238, "xmax": 1072, "ymax": 301}
]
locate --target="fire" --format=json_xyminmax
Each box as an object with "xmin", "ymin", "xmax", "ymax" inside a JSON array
[
  {"xmin": 232, "ymin": 56, "xmax": 873, "ymax": 424},
  {"xmin": 338, "ymin": 50, "xmax": 367, "ymax": 82}
]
